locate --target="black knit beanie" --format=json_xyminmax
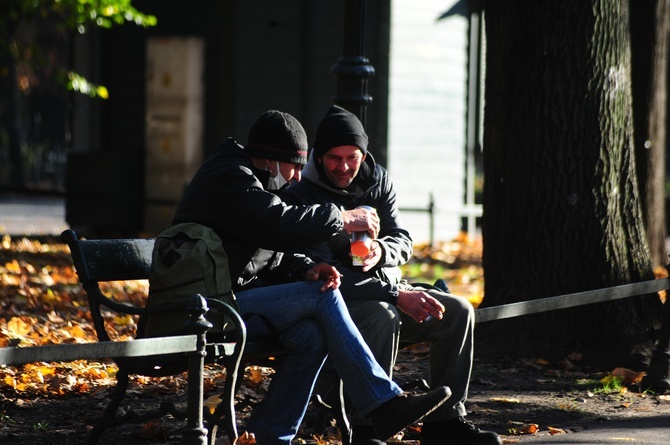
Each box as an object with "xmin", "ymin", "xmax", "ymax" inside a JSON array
[
  {"xmin": 245, "ymin": 110, "xmax": 309, "ymax": 165},
  {"xmin": 313, "ymin": 105, "xmax": 368, "ymax": 159}
]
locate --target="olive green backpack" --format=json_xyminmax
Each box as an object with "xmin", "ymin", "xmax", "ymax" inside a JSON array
[{"xmin": 139, "ymin": 222, "xmax": 239, "ymax": 338}]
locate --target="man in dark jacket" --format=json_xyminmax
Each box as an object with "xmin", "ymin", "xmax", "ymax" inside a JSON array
[
  {"xmin": 171, "ymin": 110, "xmax": 451, "ymax": 445},
  {"xmin": 283, "ymin": 105, "xmax": 501, "ymax": 445}
]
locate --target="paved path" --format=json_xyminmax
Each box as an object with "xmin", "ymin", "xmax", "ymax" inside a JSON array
[
  {"xmin": 514, "ymin": 414, "xmax": 670, "ymax": 444},
  {"xmin": 0, "ymin": 193, "xmax": 68, "ymax": 236}
]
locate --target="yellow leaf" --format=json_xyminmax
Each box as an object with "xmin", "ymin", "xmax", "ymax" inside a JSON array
[
  {"xmin": 490, "ymin": 397, "xmax": 521, "ymax": 404},
  {"xmin": 42, "ymin": 288, "xmax": 60, "ymax": 303},
  {"xmin": 7, "ymin": 317, "xmax": 31, "ymax": 337},
  {"xmin": 467, "ymin": 292, "xmax": 483, "ymax": 308},
  {"xmin": 204, "ymin": 394, "xmax": 222, "ymax": 414},
  {"xmin": 3, "ymin": 375, "xmax": 17, "ymax": 388},
  {"xmin": 6, "ymin": 259, "xmax": 21, "ymax": 274},
  {"xmin": 38, "ymin": 366, "xmax": 55, "ymax": 376},
  {"xmin": 64, "ymin": 324, "xmax": 87, "ymax": 340},
  {"xmin": 113, "ymin": 314, "xmax": 134, "ymax": 326}
]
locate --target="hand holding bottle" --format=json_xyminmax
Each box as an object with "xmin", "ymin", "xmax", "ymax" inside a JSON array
[
  {"xmin": 349, "ymin": 206, "xmax": 378, "ymax": 267},
  {"xmin": 341, "ymin": 206, "xmax": 379, "ymax": 238}
]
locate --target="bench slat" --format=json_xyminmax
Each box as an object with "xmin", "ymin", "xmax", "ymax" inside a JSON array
[
  {"xmin": 73, "ymin": 237, "xmax": 155, "ymax": 282},
  {"xmin": 0, "ymin": 335, "xmax": 198, "ymax": 367}
]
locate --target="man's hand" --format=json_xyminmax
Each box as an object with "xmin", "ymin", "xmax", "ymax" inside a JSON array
[
  {"xmin": 305, "ymin": 262, "xmax": 343, "ymax": 291},
  {"xmin": 341, "ymin": 207, "xmax": 380, "ymax": 238},
  {"xmin": 396, "ymin": 290, "xmax": 445, "ymax": 323},
  {"xmin": 358, "ymin": 240, "xmax": 383, "ymax": 272}
]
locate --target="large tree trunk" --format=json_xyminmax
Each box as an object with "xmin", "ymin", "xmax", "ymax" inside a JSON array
[
  {"xmin": 479, "ymin": 0, "xmax": 662, "ymax": 366},
  {"xmin": 630, "ymin": 0, "xmax": 668, "ymax": 270}
]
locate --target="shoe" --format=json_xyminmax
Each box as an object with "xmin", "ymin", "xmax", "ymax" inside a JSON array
[
  {"xmin": 421, "ymin": 417, "xmax": 502, "ymax": 445},
  {"xmin": 369, "ymin": 386, "xmax": 451, "ymax": 441},
  {"xmin": 351, "ymin": 425, "xmax": 386, "ymax": 445}
]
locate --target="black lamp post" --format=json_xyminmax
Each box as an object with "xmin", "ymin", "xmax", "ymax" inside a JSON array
[{"xmin": 331, "ymin": 0, "xmax": 375, "ymax": 127}]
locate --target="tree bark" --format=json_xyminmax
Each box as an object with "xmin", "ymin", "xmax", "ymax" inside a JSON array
[
  {"xmin": 630, "ymin": 0, "xmax": 668, "ymax": 270},
  {"xmin": 480, "ymin": 0, "xmax": 662, "ymax": 365}
]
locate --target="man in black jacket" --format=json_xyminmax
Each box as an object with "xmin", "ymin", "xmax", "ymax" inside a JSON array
[
  {"xmin": 283, "ymin": 105, "xmax": 501, "ymax": 445},
  {"xmin": 171, "ymin": 110, "xmax": 451, "ymax": 445}
]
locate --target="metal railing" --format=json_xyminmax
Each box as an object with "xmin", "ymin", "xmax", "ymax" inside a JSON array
[
  {"xmin": 399, "ymin": 193, "xmax": 435, "ymax": 246},
  {"xmin": 474, "ymin": 277, "xmax": 670, "ymax": 392}
]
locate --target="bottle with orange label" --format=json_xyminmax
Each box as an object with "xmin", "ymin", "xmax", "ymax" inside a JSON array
[{"xmin": 350, "ymin": 205, "xmax": 376, "ymax": 266}]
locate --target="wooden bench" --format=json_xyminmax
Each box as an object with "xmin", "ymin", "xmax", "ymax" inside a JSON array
[{"xmin": 58, "ymin": 229, "xmax": 288, "ymax": 445}]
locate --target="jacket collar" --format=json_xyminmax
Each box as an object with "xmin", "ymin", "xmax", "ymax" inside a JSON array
[{"xmin": 301, "ymin": 151, "xmax": 378, "ymax": 199}]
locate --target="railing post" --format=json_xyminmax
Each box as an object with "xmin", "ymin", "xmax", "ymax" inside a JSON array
[
  {"xmin": 641, "ymin": 287, "xmax": 670, "ymax": 393},
  {"xmin": 428, "ymin": 192, "xmax": 435, "ymax": 248},
  {"xmin": 181, "ymin": 295, "xmax": 213, "ymax": 445}
]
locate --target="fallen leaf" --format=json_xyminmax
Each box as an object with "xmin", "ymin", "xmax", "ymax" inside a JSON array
[
  {"xmin": 468, "ymin": 404, "xmax": 500, "ymax": 415},
  {"xmin": 6, "ymin": 317, "xmax": 31, "ymax": 337},
  {"xmin": 611, "ymin": 368, "xmax": 645, "ymax": 386},
  {"xmin": 236, "ymin": 431, "xmax": 257, "ymax": 444},
  {"xmin": 204, "ymin": 394, "xmax": 222, "ymax": 414},
  {"xmin": 490, "ymin": 397, "xmax": 521, "ymax": 404},
  {"xmin": 508, "ymin": 423, "xmax": 539, "ymax": 435}
]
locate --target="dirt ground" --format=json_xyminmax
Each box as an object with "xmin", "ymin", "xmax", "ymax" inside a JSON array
[{"xmin": 2, "ymin": 344, "xmax": 670, "ymax": 445}]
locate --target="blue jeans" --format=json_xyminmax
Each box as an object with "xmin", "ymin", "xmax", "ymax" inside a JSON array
[{"xmin": 237, "ymin": 281, "xmax": 402, "ymax": 445}]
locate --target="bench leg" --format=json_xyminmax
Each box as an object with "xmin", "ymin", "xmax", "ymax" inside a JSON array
[
  {"xmin": 209, "ymin": 352, "xmax": 243, "ymax": 443},
  {"xmin": 181, "ymin": 345, "xmax": 208, "ymax": 445},
  {"xmin": 642, "ymin": 296, "xmax": 670, "ymax": 392},
  {"xmin": 87, "ymin": 368, "xmax": 129, "ymax": 444},
  {"xmin": 311, "ymin": 376, "xmax": 351, "ymax": 445},
  {"xmin": 182, "ymin": 296, "xmax": 213, "ymax": 445},
  {"xmin": 335, "ymin": 379, "xmax": 352, "ymax": 445}
]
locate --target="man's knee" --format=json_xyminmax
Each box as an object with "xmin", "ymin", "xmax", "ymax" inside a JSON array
[
  {"xmin": 280, "ymin": 319, "xmax": 327, "ymax": 355},
  {"xmin": 347, "ymin": 300, "xmax": 400, "ymax": 336},
  {"xmin": 423, "ymin": 288, "xmax": 474, "ymax": 318}
]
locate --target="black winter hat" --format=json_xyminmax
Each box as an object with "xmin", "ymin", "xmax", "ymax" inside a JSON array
[
  {"xmin": 313, "ymin": 105, "xmax": 368, "ymax": 159},
  {"xmin": 245, "ymin": 110, "xmax": 309, "ymax": 165}
]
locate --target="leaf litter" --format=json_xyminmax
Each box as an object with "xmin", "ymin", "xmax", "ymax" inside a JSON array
[{"xmin": 1, "ymin": 234, "xmax": 670, "ymax": 444}]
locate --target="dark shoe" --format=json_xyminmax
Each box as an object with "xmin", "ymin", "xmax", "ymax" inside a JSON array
[
  {"xmin": 369, "ymin": 386, "xmax": 451, "ymax": 441},
  {"xmin": 351, "ymin": 425, "xmax": 386, "ymax": 445},
  {"xmin": 421, "ymin": 417, "xmax": 502, "ymax": 445}
]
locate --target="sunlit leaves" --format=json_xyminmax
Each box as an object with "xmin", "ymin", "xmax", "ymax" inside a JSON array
[
  {"xmin": 401, "ymin": 231, "xmax": 484, "ymax": 308},
  {"xmin": 13, "ymin": 0, "xmax": 157, "ymax": 31},
  {"xmin": 0, "ymin": 236, "xmax": 128, "ymax": 393},
  {"xmin": 3, "ymin": 0, "xmax": 156, "ymax": 99},
  {"xmin": 0, "ymin": 235, "xmax": 281, "ymax": 410},
  {"xmin": 66, "ymin": 71, "xmax": 109, "ymax": 99}
]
